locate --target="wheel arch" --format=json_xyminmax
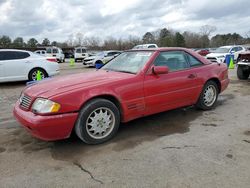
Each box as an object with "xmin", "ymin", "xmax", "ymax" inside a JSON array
[
  {"xmin": 79, "ymin": 94, "xmax": 124, "ymax": 121},
  {"xmin": 205, "ymin": 77, "xmax": 221, "ymax": 93}
]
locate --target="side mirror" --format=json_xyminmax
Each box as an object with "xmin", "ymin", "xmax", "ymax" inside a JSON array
[
  {"xmin": 152, "ymin": 66, "xmax": 169, "ymax": 75},
  {"xmin": 230, "ymin": 50, "xmax": 235, "ymax": 53}
]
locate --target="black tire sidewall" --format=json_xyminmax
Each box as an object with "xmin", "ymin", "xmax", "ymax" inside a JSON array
[
  {"xmin": 237, "ymin": 66, "xmax": 249, "ymax": 80},
  {"xmin": 75, "ymin": 99, "xmax": 120, "ymax": 144},
  {"xmin": 28, "ymin": 68, "xmax": 47, "ymax": 81},
  {"xmin": 196, "ymin": 81, "xmax": 219, "ymax": 110}
]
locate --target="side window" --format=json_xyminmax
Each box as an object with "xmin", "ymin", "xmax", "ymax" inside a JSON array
[
  {"xmin": 0, "ymin": 52, "xmax": 4, "ymax": 61},
  {"xmin": 237, "ymin": 47, "xmax": 243, "ymax": 51},
  {"xmin": 148, "ymin": 45, "xmax": 156, "ymax": 48},
  {"xmin": 231, "ymin": 47, "xmax": 237, "ymax": 52},
  {"xmin": 52, "ymin": 49, "xmax": 58, "ymax": 53},
  {"xmin": 185, "ymin": 53, "xmax": 203, "ymax": 67},
  {"xmin": 46, "ymin": 48, "xmax": 52, "ymax": 53},
  {"xmin": 82, "ymin": 49, "xmax": 87, "ymax": 53},
  {"xmin": 154, "ymin": 51, "xmax": 189, "ymax": 72},
  {"xmin": 0, "ymin": 51, "xmax": 30, "ymax": 60}
]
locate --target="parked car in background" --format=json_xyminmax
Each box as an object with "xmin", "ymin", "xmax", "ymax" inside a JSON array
[
  {"xmin": 83, "ymin": 50, "xmax": 121, "ymax": 67},
  {"xmin": 132, "ymin": 44, "xmax": 158, "ymax": 49},
  {"xmin": 206, "ymin": 45, "xmax": 246, "ymax": 63},
  {"xmin": 14, "ymin": 48, "xmax": 229, "ymax": 144},
  {"xmin": 46, "ymin": 47, "xmax": 65, "ymax": 63},
  {"xmin": 74, "ymin": 47, "xmax": 88, "ymax": 62},
  {"xmin": 236, "ymin": 51, "xmax": 250, "ymax": 80},
  {"xmin": 0, "ymin": 49, "xmax": 59, "ymax": 83},
  {"xmin": 195, "ymin": 48, "xmax": 210, "ymax": 56},
  {"xmin": 64, "ymin": 51, "xmax": 74, "ymax": 58},
  {"xmin": 34, "ymin": 50, "xmax": 46, "ymax": 56}
]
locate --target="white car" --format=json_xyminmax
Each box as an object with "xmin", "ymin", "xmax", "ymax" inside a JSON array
[
  {"xmin": 132, "ymin": 44, "xmax": 158, "ymax": 49},
  {"xmin": 0, "ymin": 49, "xmax": 59, "ymax": 83},
  {"xmin": 206, "ymin": 45, "xmax": 246, "ymax": 63},
  {"xmin": 34, "ymin": 50, "xmax": 46, "ymax": 56},
  {"xmin": 83, "ymin": 51, "xmax": 121, "ymax": 67},
  {"xmin": 46, "ymin": 47, "xmax": 65, "ymax": 63},
  {"xmin": 74, "ymin": 47, "xmax": 89, "ymax": 62}
]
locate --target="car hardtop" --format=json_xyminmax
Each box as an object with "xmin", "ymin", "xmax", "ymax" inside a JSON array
[{"xmin": 126, "ymin": 47, "xmax": 211, "ymax": 65}]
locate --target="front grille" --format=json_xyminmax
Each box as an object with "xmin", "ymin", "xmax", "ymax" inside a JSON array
[
  {"xmin": 20, "ymin": 95, "xmax": 32, "ymax": 110},
  {"xmin": 84, "ymin": 59, "xmax": 93, "ymax": 63}
]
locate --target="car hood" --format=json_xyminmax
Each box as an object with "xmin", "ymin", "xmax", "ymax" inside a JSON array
[
  {"xmin": 206, "ymin": 52, "xmax": 228, "ymax": 58},
  {"xmin": 24, "ymin": 70, "xmax": 135, "ymax": 99}
]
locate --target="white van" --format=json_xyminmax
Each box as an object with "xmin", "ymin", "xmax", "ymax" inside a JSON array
[
  {"xmin": 132, "ymin": 44, "xmax": 158, "ymax": 49},
  {"xmin": 46, "ymin": 47, "xmax": 65, "ymax": 63},
  {"xmin": 74, "ymin": 47, "xmax": 89, "ymax": 62}
]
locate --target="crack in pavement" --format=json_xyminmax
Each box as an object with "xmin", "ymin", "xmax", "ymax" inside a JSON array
[
  {"xmin": 243, "ymin": 140, "xmax": 250, "ymax": 143},
  {"xmin": 73, "ymin": 162, "xmax": 104, "ymax": 185},
  {"xmin": 162, "ymin": 145, "xmax": 197, "ymax": 150}
]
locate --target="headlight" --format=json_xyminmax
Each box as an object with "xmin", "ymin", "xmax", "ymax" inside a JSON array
[{"xmin": 32, "ymin": 98, "xmax": 61, "ymax": 114}]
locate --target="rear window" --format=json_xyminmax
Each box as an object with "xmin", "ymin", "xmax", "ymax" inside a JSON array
[
  {"xmin": 46, "ymin": 48, "xmax": 52, "ymax": 53},
  {"xmin": 76, "ymin": 49, "xmax": 81, "ymax": 53},
  {"xmin": 52, "ymin": 49, "xmax": 58, "ymax": 53},
  {"xmin": 0, "ymin": 51, "xmax": 30, "ymax": 61}
]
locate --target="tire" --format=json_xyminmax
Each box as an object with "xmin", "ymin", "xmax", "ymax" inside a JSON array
[
  {"xmin": 196, "ymin": 80, "xmax": 219, "ymax": 110},
  {"xmin": 28, "ymin": 68, "xmax": 48, "ymax": 81},
  {"xmin": 75, "ymin": 98, "xmax": 120, "ymax": 144},
  {"xmin": 237, "ymin": 65, "xmax": 249, "ymax": 80}
]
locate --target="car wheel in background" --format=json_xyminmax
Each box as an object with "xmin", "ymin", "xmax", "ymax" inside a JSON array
[
  {"xmin": 28, "ymin": 68, "xmax": 48, "ymax": 81},
  {"xmin": 196, "ymin": 80, "xmax": 219, "ymax": 110},
  {"xmin": 75, "ymin": 98, "xmax": 120, "ymax": 144},
  {"xmin": 237, "ymin": 65, "xmax": 249, "ymax": 80}
]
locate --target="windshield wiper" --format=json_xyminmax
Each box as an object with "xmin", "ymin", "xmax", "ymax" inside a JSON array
[{"xmin": 117, "ymin": 70, "xmax": 135, "ymax": 74}]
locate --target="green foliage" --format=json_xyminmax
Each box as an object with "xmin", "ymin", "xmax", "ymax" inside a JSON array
[
  {"xmin": 0, "ymin": 35, "xmax": 12, "ymax": 48},
  {"xmin": 142, "ymin": 32, "xmax": 155, "ymax": 44},
  {"xmin": 27, "ymin": 38, "xmax": 38, "ymax": 48},
  {"xmin": 41, "ymin": 38, "xmax": 50, "ymax": 46},
  {"xmin": 174, "ymin": 32, "xmax": 185, "ymax": 47}
]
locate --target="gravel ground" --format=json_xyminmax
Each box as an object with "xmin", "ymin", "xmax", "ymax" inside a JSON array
[{"xmin": 0, "ymin": 64, "xmax": 249, "ymax": 188}]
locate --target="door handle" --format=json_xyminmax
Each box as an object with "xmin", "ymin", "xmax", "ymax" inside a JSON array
[{"xmin": 188, "ymin": 74, "xmax": 196, "ymax": 79}]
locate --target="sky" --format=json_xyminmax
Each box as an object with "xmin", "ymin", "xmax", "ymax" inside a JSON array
[{"xmin": 0, "ymin": 0, "xmax": 250, "ymax": 42}]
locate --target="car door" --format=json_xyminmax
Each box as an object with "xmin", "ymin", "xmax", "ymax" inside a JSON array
[
  {"xmin": 143, "ymin": 51, "xmax": 200, "ymax": 115},
  {"xmin": 1, "ymin": 51, "xmax": 31, "ymax": 81}
]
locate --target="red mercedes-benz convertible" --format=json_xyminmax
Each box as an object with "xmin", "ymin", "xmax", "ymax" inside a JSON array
[{"xmin": 13, "ymin": 48, "xmax": 229, "ymax": 144}]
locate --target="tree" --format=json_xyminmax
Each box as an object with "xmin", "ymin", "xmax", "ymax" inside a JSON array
[
  {"xmin": 158, "ymin": 28, "xmax": 174, "ymax": 47},
  {"xmin": 42, "ymin": 38, "xmax": 50, "ymax": 46},
  {"xmin": 174, "ymin": 32, "xmax": 185, "ymax": 47},
  {"xmin": 27, "ymin": 38, "xmax": 38, "ymax": 48},
  {"xmin": 12, "ymin": 37, "xmax": 25, "ymax": 48},
  {"xmin": 51, "ymin": 41, "xmax": 57, "ymax": 46},
  {"xmin": 0, "ymin": 35, "xmax": 12, "ymax": 48},
  {"xmin": 142, "ymin": 32, "xmax": 155, "ymax": 43},
  {"xmin": 200, "ymin": 25, "xmax": 216, "ymax": 37},
  {"xmin": 75, "ymin": 32, "xmax": 84, "ymax": 46}
]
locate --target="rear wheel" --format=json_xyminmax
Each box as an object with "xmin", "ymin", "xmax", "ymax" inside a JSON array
[
  {"xmin": 196, "ymin": 81, "xmax": 219, "ymax": 110},
  {"xmin": 75, "ymin": 98, "xmax": 120, "ymax": 144},
  {"xmin": 237, "ymin": 65, "xmax": 249, "ymax": 80},
  {"xmin": 28, "ymin": 68, "xmax": 48, "ymax": 81}
]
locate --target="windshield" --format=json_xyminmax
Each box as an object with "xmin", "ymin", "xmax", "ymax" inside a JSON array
[
  {"xmin": 102, "ymin": 51, "xmax": 153, "ymax": 74},
  {"xmin": 214, "ymin": 48, "xmax": 230, "ymax": 53}
]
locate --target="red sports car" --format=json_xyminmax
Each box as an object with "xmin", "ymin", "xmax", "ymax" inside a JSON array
[{"xmin": 13, "ymin": 48, "xmax": 229, "ymax": 144}]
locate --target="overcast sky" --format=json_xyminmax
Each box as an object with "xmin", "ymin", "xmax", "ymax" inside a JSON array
[{"xmin": 0, "ymin": 0, "xmax": 250, "ymax": 42}]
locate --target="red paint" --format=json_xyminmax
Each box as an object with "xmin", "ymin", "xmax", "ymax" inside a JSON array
[{"xmin": 13, "ymin": 48, "xmax": 229, "ymax": 141}]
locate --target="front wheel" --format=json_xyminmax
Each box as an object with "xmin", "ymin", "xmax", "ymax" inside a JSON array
[
  {"xmin": 196, "ymin": 81, "xmax": 219, "ymax": 110},
  {"xmin": 75, "ymin": 99, "xmax": 120, "ymax": 144}
]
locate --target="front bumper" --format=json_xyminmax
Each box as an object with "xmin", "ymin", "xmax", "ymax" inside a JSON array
[{"xmin": 13, "ymin": 102, "xmax": 78, "ymax": 141}]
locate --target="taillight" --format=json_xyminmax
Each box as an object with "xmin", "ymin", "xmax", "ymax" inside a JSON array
[{"xmin": 46, "ymin": 58, "xmax": 57, "ymax": 62}]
